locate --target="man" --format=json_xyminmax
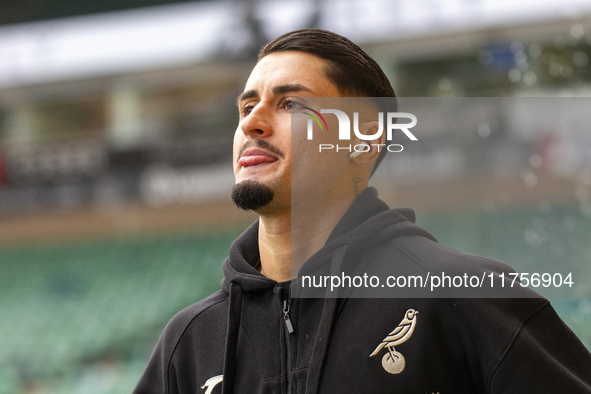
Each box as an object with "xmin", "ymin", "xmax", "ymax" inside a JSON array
[{"xmin": 134, "ymin": 29, "xmax": 591, "ymax": 393}]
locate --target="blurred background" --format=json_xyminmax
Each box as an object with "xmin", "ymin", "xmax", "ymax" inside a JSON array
[{"xmin": 0, "ymin": 0, "xmax": 590, "ymax": 392}]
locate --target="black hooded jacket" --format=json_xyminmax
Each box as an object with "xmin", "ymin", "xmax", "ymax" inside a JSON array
[{"xmin": 134, "ymin": 188, "xmax": 591, "ymax": 393}]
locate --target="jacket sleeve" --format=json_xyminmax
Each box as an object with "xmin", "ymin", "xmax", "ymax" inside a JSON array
[
  {"xmin": 133, "ymin": 324, "xmax": 178, "ymax": 394},
  {"xmin": 132, "ymin": 292, "xmax": 228, "ymax": 394},
  {"xmin": 490, "ymin": 303, "xmax": 591, "ymax": 393}
]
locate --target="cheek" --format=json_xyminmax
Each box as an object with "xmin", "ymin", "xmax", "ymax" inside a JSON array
[
  {"xmin": 290, "ymin": 133, "xmax": 315, "ymax": 171},
  {"xmin": 290, "ymin": 114, "xmax": 322, "ymax": 162},
  {"xmin": 232, "ymin": 129, "xmax": 246, "ymax": 177},
  {"xmin": 233, "ymin": 129, "xmax": 244, "ymax": 157}
]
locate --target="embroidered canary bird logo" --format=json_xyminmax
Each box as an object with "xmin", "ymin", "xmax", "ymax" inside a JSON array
[
  {"xmin": 201, "ymin": 375, "xmax": 223, "ymax": 394},
  {"xmin": 370, "ymin": 309, "xmax": 418, "ymax": 374}
]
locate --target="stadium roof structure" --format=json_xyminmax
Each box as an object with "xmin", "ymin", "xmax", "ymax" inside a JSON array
[{"xmin": 1, "ymin": 0, "xmax": 591, "ymax": 88}]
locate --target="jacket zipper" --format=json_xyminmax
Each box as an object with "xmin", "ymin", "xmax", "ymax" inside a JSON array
[
  {"xmin": 283, "ymin": 296, "xmax": 295, "ymax": 393},
  {"xmin": 283, "ymin": 299, "xmax": 295, "ymax": 334}
]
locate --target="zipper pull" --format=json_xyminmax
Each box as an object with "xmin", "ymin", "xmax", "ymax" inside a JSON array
[{"xmin": 283, "ymin": 299, "xmax": 294, "ymax": 334}]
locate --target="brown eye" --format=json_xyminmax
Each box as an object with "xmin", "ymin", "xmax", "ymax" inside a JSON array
[
  {"xmin": 243, "ymin": 104, "xmax": 254, "ymax": 116},
  {"xmin": 283, "ymin": 99, "xmax": 302, "ymax": 112}
]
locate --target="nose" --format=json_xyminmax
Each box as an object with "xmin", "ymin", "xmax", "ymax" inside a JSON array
[{"xmin": 239, "ymin": 103, "xmax": 273, "ymax": 139}]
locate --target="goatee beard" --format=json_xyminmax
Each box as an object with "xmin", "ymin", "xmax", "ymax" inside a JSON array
[{"xmin": 231, "ymin": 180, "xmax": 274, "ymax": 211}]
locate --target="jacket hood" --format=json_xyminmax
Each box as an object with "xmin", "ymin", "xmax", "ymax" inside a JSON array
[
  {"xmin": 219, "ymin": 187, "xmax": 438, "ymax": 393},
  {"xmin": 221, "ymin": 187, "xmax": 436, "ymax": 293},
  {"xmin": 221, "ymin": 220, "xmax": 275, "ymax": 293}
]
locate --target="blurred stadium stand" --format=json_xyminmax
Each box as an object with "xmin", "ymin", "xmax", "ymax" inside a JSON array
[
  {"xmin": 0, "ymin": 230, "xmax": 240, "ymax": 392},
  {"xmin": 0, "ymin": 0, "xmax": 590, "ymax": 392}
]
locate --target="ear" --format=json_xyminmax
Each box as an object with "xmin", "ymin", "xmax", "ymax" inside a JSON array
[{"xmin": 349, "ymin": 120, "xmax": 386, "ymax": 166}]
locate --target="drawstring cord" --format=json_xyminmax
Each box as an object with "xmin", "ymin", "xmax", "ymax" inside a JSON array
[
  {"xmin": 222, "ymin": 282, "xmax": 243, "ymax": 394},
  {"xmin": 305, "ymin": 245, "xmax": 349, "ymax": 393}
]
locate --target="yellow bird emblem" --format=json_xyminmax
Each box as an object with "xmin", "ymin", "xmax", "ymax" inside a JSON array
[{"xmin": 370, "ymin": 309, "xmax": 418, "ymax": 374}]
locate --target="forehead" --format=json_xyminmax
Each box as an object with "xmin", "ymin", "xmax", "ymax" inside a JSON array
[{"xmin": 243, "ymin": 51, "xmax": 339, "ymax": 97}]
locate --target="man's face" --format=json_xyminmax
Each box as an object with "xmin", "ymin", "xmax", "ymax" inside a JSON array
[{"xmin": 233, "ymin": 51, "xmax": 340, "ymax": 214}]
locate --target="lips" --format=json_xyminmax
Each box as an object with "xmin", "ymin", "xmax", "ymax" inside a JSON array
[{"xmin": 238, "ymin": 148, "xmax": 278, "ymax": 167}]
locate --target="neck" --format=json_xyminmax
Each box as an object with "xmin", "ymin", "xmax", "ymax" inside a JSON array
[
  {"xmin": 257, "ymin": 211, "xmax": 292, "ymax": 282},
  {"xmin": 257, "ymin": 194, "xmax": 356, "ymax": 283}
]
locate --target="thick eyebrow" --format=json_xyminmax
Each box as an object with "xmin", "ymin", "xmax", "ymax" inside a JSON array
[
  {"xmin": 236, "ymin": 90, "xmax": 258, "ymax": 107},
  {"xmin": 236, "ymin": 84, "xmax": 315, "ymax": 107},
  {"xmin": 273, "ymin": 84, "xmax": 314, "ymax": 95}
]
